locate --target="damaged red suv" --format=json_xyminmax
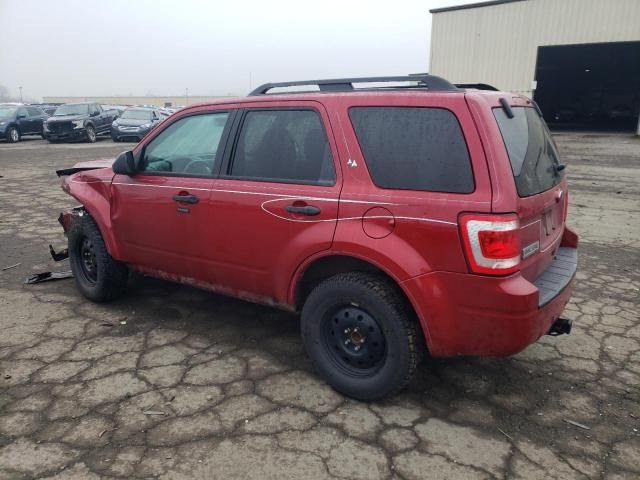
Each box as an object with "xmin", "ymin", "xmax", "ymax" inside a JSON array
[{"xmin": 57, "ymin": 75, "xmax": 578, "ymax": 400}]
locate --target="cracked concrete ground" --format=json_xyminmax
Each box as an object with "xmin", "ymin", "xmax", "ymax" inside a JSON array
[{"xmin": 0, "ymin": 133, "xmax": 638, "ymax": 479}]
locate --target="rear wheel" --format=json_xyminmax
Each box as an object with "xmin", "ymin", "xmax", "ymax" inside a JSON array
[
  {"xmin": 85, "ymin": 125, "xmax": 97, "ymax": 143},
  {"xmin": 68, "ymin": 214, "xmax": 128, "ymax": 302},
  {"xmin": 6, "ymin": 127, "xmax": 19, "ymax": 143},
  {"xmin": 301, "ymin": 273, "xmax": 422, "ymax": 400}
]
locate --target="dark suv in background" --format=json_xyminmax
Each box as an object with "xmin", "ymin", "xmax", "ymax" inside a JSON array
[
  {"xmin": 0, "ymin": 104, "xmax": 48, "ymax": 142},
  {"xmin": 44, "ymin": 102, "xmax": 119, "ymax": 143}
]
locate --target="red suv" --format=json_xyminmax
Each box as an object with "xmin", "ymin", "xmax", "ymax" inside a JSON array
[{"xmin": 56, "ymin": 76, "xmax": 578, "ymax": 400}]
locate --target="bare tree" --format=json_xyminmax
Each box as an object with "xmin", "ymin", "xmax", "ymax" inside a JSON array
[{"xmin": 0, "ymin": 85, "xmax": 10, "ymax": 102}]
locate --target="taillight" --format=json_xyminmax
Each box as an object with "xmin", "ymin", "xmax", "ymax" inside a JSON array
[{"xmin": 459, "ymin": 213, "xmax": 520, "ymax": 275}]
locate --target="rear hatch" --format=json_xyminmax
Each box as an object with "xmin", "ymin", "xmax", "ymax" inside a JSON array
[{"xmin": 493, "ymin": 105, "xmax": 568, "ymax": 282}]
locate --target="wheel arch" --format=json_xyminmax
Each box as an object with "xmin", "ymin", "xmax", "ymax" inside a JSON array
[{"xmin": 290, "ymin": 253, "xmax": 432, "ymax": 348}]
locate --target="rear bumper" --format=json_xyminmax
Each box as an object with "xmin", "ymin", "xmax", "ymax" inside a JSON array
[{"xmin": 403, "ymin": 232, "xmax": 578, "ymax": 357}]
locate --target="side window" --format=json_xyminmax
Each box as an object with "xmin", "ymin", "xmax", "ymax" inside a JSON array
[
  {"xmin": 17, "ymin": 107, "xmax": 27, "ymax": 118},
  {"xmin": 26, "ymin": 107, "xmax": 41, "ymax": 116},
  {"xmin": 90, "ymin": 104, "xmax": 100, "ymax": 115},
  {"xmin": 349, "ymin": 107, "xmax": 474, "ymax": 193},
  {"xmin": 229, "ymin": 109, "xmax": 335, "ymax": 185},
  {"xmin": 140, "ymin": 112, "xmax": 230, "ymax": 176}
]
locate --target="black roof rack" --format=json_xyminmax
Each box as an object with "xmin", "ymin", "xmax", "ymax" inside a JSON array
[
  {"xmin": 455, "ymin": 83, "xmax": 499, "ymax": 91},
  {"xmin": 249, "ymin": 75, "xmax": 459, "ymax": 96}
]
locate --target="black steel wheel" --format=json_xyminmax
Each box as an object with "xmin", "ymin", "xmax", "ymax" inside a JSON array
[
  {"xmin": 68, "ymin": 213, "xmax": 128, "ymax": 302},
  {"xmin": 301, "ymin": 272, "xmax": 423, "ymax": 400},
  {"xmin": 322, "ymin": 306, "xmax": 387, "ymax": 375},
  {"xmin": 78, "ymin": 236, "xmax": 98, "ymax": 284}
]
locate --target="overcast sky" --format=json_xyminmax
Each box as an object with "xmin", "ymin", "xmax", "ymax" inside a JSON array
[{"xmin": 0, "ymin": 0, "xmax": 477, "ymax": 99}]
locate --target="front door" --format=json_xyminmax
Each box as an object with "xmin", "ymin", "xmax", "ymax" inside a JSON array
[
  {"xmin": 111, "ymin": 110, "xmax": 233, "ymax": 279},
  {"xmin": 208, "ymin": 103, "xmax": 341, "ymax": 303}
]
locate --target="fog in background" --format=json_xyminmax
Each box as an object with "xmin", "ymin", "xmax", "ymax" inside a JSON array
[{"xmin": 0, "ymin": 0, "xmax": 477, "ymax": 100}]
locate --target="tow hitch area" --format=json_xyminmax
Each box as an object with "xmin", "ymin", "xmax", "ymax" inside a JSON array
[{"xmin": 548, "ymin": 317, "xmax": 572, "ymax": 336}]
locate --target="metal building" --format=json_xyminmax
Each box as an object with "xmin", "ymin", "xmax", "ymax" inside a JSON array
[{"xmin": 429, "ymin": 0, "xmax": 640, "ymax": 131}]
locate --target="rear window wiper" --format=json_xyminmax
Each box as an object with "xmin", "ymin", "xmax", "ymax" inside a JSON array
[{"xmin": 499, "ymin": 97, "xmax": 514, "ymax": 119}]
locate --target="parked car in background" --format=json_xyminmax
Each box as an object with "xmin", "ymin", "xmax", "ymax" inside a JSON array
[
  {"xmin": 111, "ymin": 107, "xmax": 163, "ymax": 142},
  {"xmin": 0, "ymin": 104, "xmax": 48, "ymax": 142},
  {"xmin": 44, "ymin": 102, "xmax": 118, "ymax": 143},
  {"xmin": 56, "ymin": 75, "xmax": 578, "ymax": 400},
  {"xmin": 29, "ymin": 103, "xmax": 62, "ymax": 116},
  {"xmin": 102, "ymin": 105, "xmax": 127, "ymax": 117}
]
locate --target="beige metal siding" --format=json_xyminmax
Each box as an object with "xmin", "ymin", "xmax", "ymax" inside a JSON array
[{"xmin": 430, "ymin": 0, "xmax": 640, "ymax": 96}]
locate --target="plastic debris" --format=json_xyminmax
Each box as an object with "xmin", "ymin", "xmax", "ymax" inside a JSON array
[
  {"xmin": 143, "ymin": 410, "xmax": 165, "ymax": 416},
  {"xmin": 563, "ymin": 419, "xmax": 590, "ymax": 430},
  {"xmin": 1, "ymin": 263, "xmax": 20, "ymax": 271},
  {"xmin": 25, "ymin": 270, "xmax": 73, "ymax": 284}
]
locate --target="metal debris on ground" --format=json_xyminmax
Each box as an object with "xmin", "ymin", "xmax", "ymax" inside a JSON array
[
  {"xmin": 49, "ymin": 245, "xmax": 69, "ymax": 262},
  {"xmin": 25, "ymin": 270, "xmax": 73, "ymax": 284},
  {"xmin": 563, "ymin": 419, "xmax": 590, "ymax": 430},
  {"xmin": 1, "ymin": 263, "xmax": 20, "ymax": 271},
  {"xmin": 143, "ymin": 410, "xmax": 166, "ymax": 416}
]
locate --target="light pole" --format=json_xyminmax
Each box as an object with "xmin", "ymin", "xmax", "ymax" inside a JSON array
[
  {"xmin": 19, "ymin": 86, "xmax": 23, "ymax": 103},
  {"xmin": 185, "ymin": 87, "xmax": 189, "ymax": 106}
]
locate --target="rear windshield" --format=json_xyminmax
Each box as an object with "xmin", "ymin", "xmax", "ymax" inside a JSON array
[
  {"xmin": 349, "ymin": 107, "xmax": 474, "ymax": 193},
  {"xmin": 494, "ymin": 106, "xmax": 563, "ymax": 197}
]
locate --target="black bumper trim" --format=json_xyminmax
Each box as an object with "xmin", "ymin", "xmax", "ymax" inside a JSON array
[{"xmin": 534, "ymin": 247, "xmax": 578, "ymax": 307}]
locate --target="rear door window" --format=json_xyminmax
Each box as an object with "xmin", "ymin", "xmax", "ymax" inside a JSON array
[
  {"xmin": 494, "ymin": 106, "xmax": 563, "ymax": 197},
  {"xmin": 349, "ymin": 107, "xmax": 474, "ymax": 193},
  {"xmin": 229, "ymin": 109, "xmax": 336, "ymax": 185}
]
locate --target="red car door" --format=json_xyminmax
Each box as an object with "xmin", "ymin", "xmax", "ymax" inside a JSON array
[
  {"xmin": 203, "ymin": 102, "xmax": 342, "ymax": 304},
  {"xmin": 110, "ymin": 110, "xmax": 234, "ymax": 279}
]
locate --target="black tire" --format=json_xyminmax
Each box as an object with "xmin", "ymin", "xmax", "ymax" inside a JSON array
[
  {"xmin": 6, "ymin": 126, "xmax": 20, "ymax": 143},
  {"xmin": 68, "ymin": 214, "xmax": 128, "ymax": 302},
  {"xmin": 301, "ymin": 272, "xmax": 422, "ymax": 401},
  {"xmin": 111, "ymin": 134, "xmax": 120, "ymax": 142},
  {"xmin": 85, "ymin": 125, "xmax": 96, "ymax": 143}
]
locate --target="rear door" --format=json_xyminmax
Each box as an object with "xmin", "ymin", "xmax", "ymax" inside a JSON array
[
  {"xmin": 111, "ymin": 109, "xmax": 234, "ymax": 278},
  {"xmin": 206, "ymin": 102, "xmax": 341, "ymax": 302},
  {"xmin": 493, "ymin": 103, "xmax": 568, "ymax": 281}
]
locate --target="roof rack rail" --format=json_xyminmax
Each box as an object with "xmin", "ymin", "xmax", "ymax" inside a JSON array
[
  {"xmin": 249, "ymin": 75, "xmax": 459, "ymax": 96},
  {"xmin": 455, "ymin": 83, "xmax": 499, "ymax": 91}
]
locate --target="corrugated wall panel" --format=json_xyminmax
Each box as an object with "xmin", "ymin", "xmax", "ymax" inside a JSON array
[{"xmin": 430, "ymin": 0, "xmax": 640, "ymax": 96}]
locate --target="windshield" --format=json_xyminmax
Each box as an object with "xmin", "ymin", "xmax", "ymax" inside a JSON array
[
  {"xmin": 494, "ymin": 106, "xmax": 563, "ymax": 197},
  {"xmin": 0, "ymin": 106, "xmax": 17, "ymax": 118},
  {"xmin": 121, "ymin": 109, "xmax": 153, "ymax": 120},
  {"xmin": 54, "ymin": 104, "xmax": 89, "ymax": 116}
]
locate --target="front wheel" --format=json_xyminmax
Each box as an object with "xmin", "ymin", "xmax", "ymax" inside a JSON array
[
  {"xmin": 85, "ymin": 125, "xmax": 97, "ymax": 143},
  {"xmin": 301, "ymin": 273, "xmax": 423, "ymax": 401},
  {"xmin": 68, "ymin": 214, "xmax": 128, "ymax": 302},
  {"xmin": 6, "ymin": 127, "xmax": 20, "ymax": 143}
]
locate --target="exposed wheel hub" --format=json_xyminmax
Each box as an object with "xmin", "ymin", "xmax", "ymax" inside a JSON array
[
  {"xmin": 324, "ymin": 306, "xmax": 386, "ymax": 372},
  {"xmin": 80, "ymin": 237, "xmax": 97, "ymax": 282}
]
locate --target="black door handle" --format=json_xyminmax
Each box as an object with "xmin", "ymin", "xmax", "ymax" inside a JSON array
[
  {"xmin": 286, "ymin": 205, "xmax": 321, "ymax": 216},
  {"xmin": 173, "ymin": 194, "xmax": 199, "ymax": 204}
]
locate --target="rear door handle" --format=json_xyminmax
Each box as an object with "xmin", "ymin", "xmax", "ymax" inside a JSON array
[
  {"xmin": 286, "ymin": 205, "xmax": 321, "ymax": 216},
  {"xmin": 173, "ymin": 193, "xmax": 199, "ymax": 204}
]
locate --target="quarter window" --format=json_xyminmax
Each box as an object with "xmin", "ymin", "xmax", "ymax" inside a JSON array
[
  {"xmin": 229, "ymin": 109, "xmax": 336, "ymax": 185},
  {"xmin": 140, "ymin": 113, "xmax": 230, "ymax": 176},
  {"xmin": 349, "ymin": 107, "xmax": 474, "ymax": 193}
]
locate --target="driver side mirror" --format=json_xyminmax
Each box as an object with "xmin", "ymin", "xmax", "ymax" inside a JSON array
[
  {"xmin": 17, "ymin": 113, "xmax": 26, "ymax": 119},
  {"xmin": 112, "ymin": 151, "xmax": 136, "ymax": 175},
  {"xmin": 90, "ymin": 111, "xmax": 99, "ymax": 117}
]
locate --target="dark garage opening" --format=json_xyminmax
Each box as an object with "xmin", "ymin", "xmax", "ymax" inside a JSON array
[{"xmin": 534, "ymin": 41, "xmax": 640, "ymax": 132}]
